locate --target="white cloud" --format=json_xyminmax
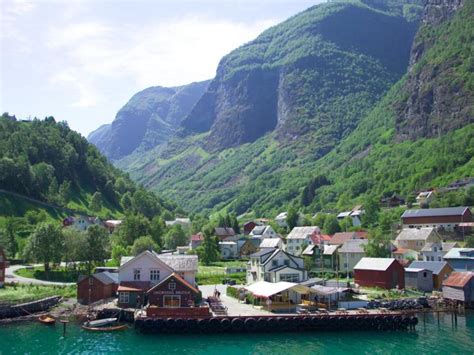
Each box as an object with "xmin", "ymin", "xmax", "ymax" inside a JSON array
[{"xmin": 46, "ymin": 16, "xmax": 277, "ymax": 107}]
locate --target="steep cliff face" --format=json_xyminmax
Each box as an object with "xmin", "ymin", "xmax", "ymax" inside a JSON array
[
  {"xmin": 182, "ymin": 1, "xmax": 420, "ymax": 151},
  {"xmin": 88, "ymin": 80, "xmax": 210, "ymax": 160},
  {"xmin": 395, "ymin": 0, "xmax": 473, "ymax": 140}
]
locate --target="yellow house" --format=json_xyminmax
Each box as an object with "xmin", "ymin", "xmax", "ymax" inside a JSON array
[{"xmin": 395, "ymin": 228, "xmax": 441, "ymax": 252}]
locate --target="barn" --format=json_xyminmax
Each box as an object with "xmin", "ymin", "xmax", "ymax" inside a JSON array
[
  {"xmin": 401, "ymin": 207, "xmax": 472, "ymax": 231},
  {"xmin": 442, "ymin": 272, "xmax": 474, "ymax": 307},
  {"xmin": 77, "ymin": 272, "xmax": 119, "ymax": 305},
  {"xmin": 354, "ymin": 258, "xmax": 405, "ymax": 289}
]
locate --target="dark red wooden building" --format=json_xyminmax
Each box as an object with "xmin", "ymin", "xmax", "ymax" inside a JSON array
[
  {"xmin": 77, "ymin": 272, "xmax": 119, "ymax": 305},
  {"xmin": 354, "ymin": 258, "xmax": 405, "ymax": 289},
  {"xmin": 401, "ymin": 207, "xmax": 472, "ymax": 231},
  {"xmin": 243, "ymin": 221, "xmax": 258, "ymax": 235},
  {"xmin": 147, "ymin": 273, "xmax": 199, "ymax": 308},
  {"xmin": 0, "ymin": 248, "xmax": 7, "ymax": 288}
]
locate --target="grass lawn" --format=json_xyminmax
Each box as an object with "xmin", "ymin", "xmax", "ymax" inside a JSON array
[
  {"xmin": 197, "ymin": 260, "xmax": 248, "ymax": 285},
  {"xmin": 0, "ymin": 283, "xmax": 76, "ymax": 305},
  {"xmin": 360, "ymin": 287, "xmax": 425, "ymax": 300},
  {"xmin": 15, "ymin": 266, "xmax": 83, "ymax": 283}
]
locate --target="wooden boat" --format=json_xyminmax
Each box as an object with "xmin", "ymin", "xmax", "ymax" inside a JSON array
[
  {"xmin": 82, "ymin": 324, "xmax": 128, "ymax": 332},
  {"xmin": 38, "ymin": 315, "xmax": 56, "ymax": 325},
  {"xmin": 85, "ymin": 318, "xmax": 117, "ymax": 327}
]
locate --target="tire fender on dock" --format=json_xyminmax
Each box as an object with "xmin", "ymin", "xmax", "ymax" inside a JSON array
[
  {"xmin": 244, "ymin": 318, "xmax": 257, "ymax": 332},
  {"xmin": 231, "ymin": 318, "xmax": 244, "ymax": 332}
]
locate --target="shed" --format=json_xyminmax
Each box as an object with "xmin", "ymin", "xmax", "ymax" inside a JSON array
[
  {"xmin": 77, "ymin": 272, "xmax": 119, "ymax": 305},
  {"xmin": 354, "ymin": 258, "xmax": 405, "ymax": 289},
  {"xmin": 409, "ymin": 261, "xmax": 453, "ymax": 289},
  {"xmin": 442, "ymin": 272, "xmax": 474, "ymax": 306},
  {"xmin": 404, "ymin": 268, "xmax": 433, "ymax": 292}
]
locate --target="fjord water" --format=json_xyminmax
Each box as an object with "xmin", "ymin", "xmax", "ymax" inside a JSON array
[{"xmin": 1, "ymin": 312, "xmax": 473, "ymax": 354}]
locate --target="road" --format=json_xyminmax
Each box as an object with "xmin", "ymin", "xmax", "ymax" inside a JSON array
[
  {"xmin": 199, "ymin": 284, "xmax": 272, "ymax": 317},
  {"xmin": 5, "ymin": 264, "xmax": 75, "ymax": 286}
]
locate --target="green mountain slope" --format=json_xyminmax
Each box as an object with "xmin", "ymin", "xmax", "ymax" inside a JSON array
[
  {"xmin": 88, "ymin": 80, "xmax": 210, "ymax": 160},
  {"xmin": 0, "ymin": 114, "xmax": 175, "ymax": 219},
  {"xmin": 115, "ymin": 0, "xmax": 424, "ymax": 215}
]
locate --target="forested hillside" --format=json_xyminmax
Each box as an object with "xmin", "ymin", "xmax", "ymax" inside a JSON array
[{"xmin": 0, "ymin": 114, "xmax": 175, "ymax": 218}]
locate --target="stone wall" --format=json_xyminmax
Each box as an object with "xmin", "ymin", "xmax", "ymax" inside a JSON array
[{"xmin": 0, "ymin": 296, "xmax": 62, "ymax": 319}]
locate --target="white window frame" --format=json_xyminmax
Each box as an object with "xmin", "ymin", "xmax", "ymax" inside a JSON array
[
  {"xmin": 119, "ymin": 292, "xmax": 130, "ymax": 304},
  {"xmin": 133, "ymin": 269, "xmax": 141, "ymax": 281},
  {"xmin": 150, "ymin": 269, "xmax": 160, "ymax": 281}
]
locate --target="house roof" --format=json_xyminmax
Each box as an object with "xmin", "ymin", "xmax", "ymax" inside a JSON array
[
  {"xmin": 302, "ymin": 244, "xmax": 316, "ymax": 256},
  {"xmin": 250, "ymin": 225, "xmax": 268, "ymax": 235},
  {"xmin": 309, "ymin": 233, "xmax": 332, "ymax": 245},
  {"xmin": 275, "ymin": 212, "xmax": 287, "ymax": 220},
  {"xmin": 94, "ymin": 271, "xmax": 119, "ymax": 285},
  {"xmin": 214, "ymin": 227, "xmax": 235, "ymax": 237},
  {"xmin": 191, "ymin": 233, "xmax": 204, "ymax": 241},
  {"xmin": 330, "ymin": 232, "xmax": 365, "ymax": 245},
  {"xmin": 245, "ymin": 281, "xmax": 310, "ymax": 297},
  {"xmin": 339, "ymin": 239, "xmax": 368, "ymax": 253},
  {"xmin": 117, "ymin": 281, "xmax": 150, "ymax": 292},
  {"xmin": 268, "ymin": 264, "xmax": 305, "ymax": 273},
  {"xmin": 405, "ymin": 268, "xmax": 431, "ymax": 273},
  {"xmin": 146, "ymin": 272, "xmax": 199, "ymax": 294},
  {"xmin": 416, "ymin": 191, "xmax": 433, "ymax": 199},
  {"xmin": 409, "ymin": 261, "xmax": 451, "ymax": 275},
  {"xmin": 259, "ymin": 238, "xmax": 281, "ymax": 249},
  {"xmin": 354, "ymin": 258, "xmax": 397, "ymax": 271},
  {"xmin": 287, "ymin": 226, "xmax": 320, "ymax": 240},
  {"xmin": 396, "ymin": 228, "xmax": 438, "ymax": 241},
  {"xmin": 323, "ymin": 245, "xmax": 339, "ymax": 255},
  {"xmin": 337, "ymin": 211, "xmax": 352, "ymax": 219},
  {"xmin": 250, "ymin": 248, "xmax": 276, "ymax": 259},
  {"xmin": 443, "ymin": 248, "xmax": 474, "ymax": 260},
  {"xmin": 420, "ymin": 241, "xmax": 459, "ymax": 252},
  {"xmin": 156, "ymin": 254, "xmax": 198, "ymax": 272},
  {"xmin": 393, "ymin": 248, "xmax": 416, "ymax": 255},
  {"xmin": 401, "ymin": 207, "xmax": 470, "ymax": 219},
  {"xmin": 443, "ymin": 272, "xmax": 474, "ymax": 288}
]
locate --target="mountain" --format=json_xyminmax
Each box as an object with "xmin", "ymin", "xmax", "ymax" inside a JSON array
[
  {"xmin": 0, "ymin": 114, "xmax": 175, "ymax": 218},
  {"xmin": 181, "ymin": 0, "xmax": 420, "ymax": 151},
  {"xmin": 300, "ymin": 0, "xmax": 473, "ymax": 211},
  {"xmin": 92, "ymin": 0, "xmax": 472, "ymax": 217},
  {"xmin": 88, "ymin": 80, "xmax": 210, "ymax": 160}
]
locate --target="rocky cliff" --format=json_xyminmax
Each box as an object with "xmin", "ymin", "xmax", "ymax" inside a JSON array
[
  {"xmin": 395, "ymin": 0, "xmax": 473, "ymax": 140},
  {"xmin": 181, "ymin": 1, "xmax": 420, "ymax": 151},
  {"xmin": 88, "ymin": 80, "xmax": 210, "ymax": 160}
]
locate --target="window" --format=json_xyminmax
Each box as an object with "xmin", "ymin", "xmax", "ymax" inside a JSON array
[
  {"xmin": 280, "ymin": 274, "xmax": 300, "ymax": 282},
  {"xmin": 438, "ymin": 257, "xmax": 442, "ymax": 261},
  {"xmin": 150, "ymin": 269, "xmax": 160, "ymax": 281},
  {"xmin": 133, "ymin": 269, "xmax": 141, "ymax": 281},
  {"xmin": 119, "ymin": 292, "xmax": 130, "ymax": 304},
  {"xmin": 163, "ymin": 295, "xmax": 180, "ymax": 307},
  {"xmin": 168, "ymin": 281, "xmax": 176, "ymax": 291},
  {"xmin": 283, "ymin": 260, "xmax": 289, "ymax": 266},
  {"xmin": 272, "ymin": 260, "xmax": 278, "ymax": 267},
  {"xmin": 423, "ymin": 272, "xmax": 427, "ymax": 278}
]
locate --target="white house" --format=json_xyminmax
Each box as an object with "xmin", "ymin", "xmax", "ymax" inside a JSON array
[
  {"xmin": 275, "ymin": 212, "xmax": 288, "ymax": 228},
  {"xmin": 286, "ymin": 226, "xmax": 320, "ymax": 256},
  {"xmin": 249, "ymin": 225, "xmax": 278, "ymax": 239},
  {"xmin": 416, "ymin": 191, "xmax": 434, "ymax": 206},
  {"xmin": 395, "ymin": 228, "xmax": 442, "ymax": 252},
  {"xmin": 219, "ymin": 241, "xmax": 239, "ymax": 259},
  {"xmin": 247, "ymin": 248, "xmax": 307, "ymax": 284},
  {"xmin": 165, "ymin": 218, "xmax": 191, "ymax": 228},
  {"xmin": 420, "ymin": 242, "xmax": 459, "ymax": 262},
  {"xmin": 338, "ymin": 239, "xmax": 368, "ymax": 274},
  {"xmin": 336, "ymin": 206, "xmax": 364, "ymax": 226}
]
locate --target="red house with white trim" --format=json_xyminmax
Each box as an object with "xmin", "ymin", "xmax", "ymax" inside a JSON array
[{"xmin": 354, "ymin": 258, "xmax": 405, "ymax": 289}]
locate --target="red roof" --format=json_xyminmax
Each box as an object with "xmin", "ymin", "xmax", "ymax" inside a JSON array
[
  {"xmin": 443, "ymin": 272, "xmax": 474, "ymax": 288},
  {"xmin": 393, "ymin": 248, "xmax": 412, "ymax": 255},
  {"xmin": 191, "ymin": 233, "xmax": 204, "ymax": 241},
  {"xmin": 118, "ymin": 281, "xmax": 150, "ymax": 292},
  {"xmin": 330, "ymin": 231, "xmax": 367, "ymax": 245},
  {"xmin": 310, "ymin": 233, "xmax": 332, "ymax": 245}
]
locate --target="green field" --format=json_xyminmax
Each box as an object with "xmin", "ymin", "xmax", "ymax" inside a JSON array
[
  {"xmin": 15, "ymin": 266, "xmax": 83, "ymax": 283},
  {"xmin": 0, "ymin": 283, "xmax": 76, "ymax": 305},
  {"xmin": 197, "ymin": 260, "xmax": 247, "ymax": 285}
]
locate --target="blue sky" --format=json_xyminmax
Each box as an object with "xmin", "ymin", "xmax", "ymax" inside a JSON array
[{"xmin": 1, "ymin": 0, "xmax": 322, "ymax": 137}]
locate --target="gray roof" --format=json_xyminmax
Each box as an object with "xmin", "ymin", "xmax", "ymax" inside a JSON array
[
  {"xmin": 354, "ymin": 258, "xmax": 397, "ymax": 271},
  {"xmin": 323, "ymin": 245, "xmax": 339, "ymax": 255},
  {"xmin": 405, "ymin": 268, "xmax": 431, "ymax": 273},
  {"xmin": 443, "ymin": 248, "xmax": 474, "ymax": 260},
  {"xmin": 286, "ymin": 226, "xmax": 320, "ymax": 240},
  {"xmin": 251, "ymin": 226, "xmax": 267, "ymax": 235},
  {"xmin": 94, "ymin": 271, "xmax": 119, "ymax": 285},
  {"xmin": 402, "ymin": 207, "xmax": 470, "ymax": 218},
  {"xmin": 409, "ymin": 261, "xmax": 450, "ymax": 275},
  {"xmin": 259, "ymin": 238, "xmax": 281, "ymax": 249},
  {"xmin": 396, "ymin": 228, "xmax": 438, "ymax": 241},
  {"xmin": 339, "ymin": 239, "xmax": 368, "ymax": 253},
  {"xmin": 156, "ymin": 254, "xmax": 198, "ymax": 272},
  {"xmin": 250, "ymin": 248, "xmax": 276, "ymax": 259},
  {"xmin": 421, "ymin": 241, "xmax": 458, "ymax": 252}
]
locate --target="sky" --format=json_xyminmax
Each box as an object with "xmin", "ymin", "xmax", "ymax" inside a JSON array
[{"xmin": 1, "ymin": 0, "xmax": 323, "ymax": 137}]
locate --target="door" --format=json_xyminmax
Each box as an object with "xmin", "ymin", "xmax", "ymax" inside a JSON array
[{"xmin": 163, "ymin": 295, "xmax": 181, "ymax": 307}]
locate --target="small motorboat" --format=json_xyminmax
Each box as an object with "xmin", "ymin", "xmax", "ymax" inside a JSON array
[
  {"xmin": 38, "ymin": 315, "xmax": 56, "ymax": 325},
  {"xmin": 84, "ymin": 318, "xmax": 117, "ymax": 328},
  {"xmin": 82, "ymin": 324, "xmax": 128, "ymax": 332}
]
